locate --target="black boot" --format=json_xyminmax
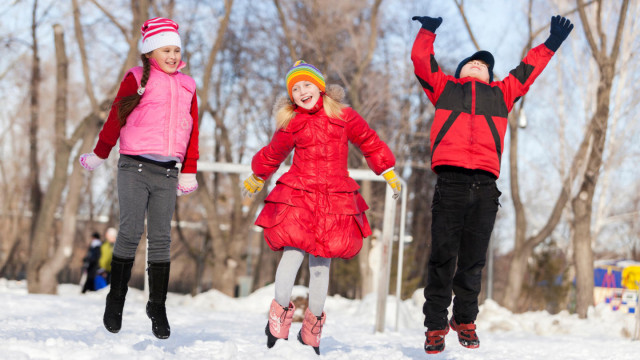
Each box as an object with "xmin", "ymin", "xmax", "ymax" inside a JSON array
[
  {"xmin": 103, "ymin": 255, "xmax": 134, "ymax": 333},
  {"xmin": 146, "ymin": 261, "xmax": 171, "ymax": 339}
]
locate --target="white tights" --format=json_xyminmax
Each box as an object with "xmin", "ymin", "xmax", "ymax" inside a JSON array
[{"xmin": 274, "ymin": 247, "xmax": 331, "ymax": 317}]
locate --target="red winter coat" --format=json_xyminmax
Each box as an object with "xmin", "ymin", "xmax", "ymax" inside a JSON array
[
  {"xmin": 252, "ymin": 89, "xmax": 395, "ymax": 259},
  {"xmin": 412, "ymin": 28, "xmax": 555, "ymax": 178}
]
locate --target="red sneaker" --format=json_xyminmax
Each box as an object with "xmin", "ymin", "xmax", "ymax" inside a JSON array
[
  {"xmin": 424, "ymin": 326, "xmax": 449, "ymax": 354},
  {"xmin": 449, "ymin": 318, "xmax": 480, "ymax": 348}
]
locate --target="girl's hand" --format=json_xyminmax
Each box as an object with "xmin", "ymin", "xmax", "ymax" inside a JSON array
[
  {"xmin": 177, "ymin": 173, "xmax": 198, "ymax": 196},
  {"xmin": 79, "ymin": 152, "xmax": 105, "ymax": 171},
  {"xmin": 241, "ymin": 174, "xmax": 265, "ymax": 199},
  {"xmin": 382, "ymin": 168, "xmax": 402, "ymax": 200}
]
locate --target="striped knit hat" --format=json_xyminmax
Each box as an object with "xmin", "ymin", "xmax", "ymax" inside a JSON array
[
  {"xmin": 285, "ymin": 60, "xmax": 325, "ymax": 100},
  {"xmin": 140, "ymin": 17, "xmax": 181, "ymax": 53}
]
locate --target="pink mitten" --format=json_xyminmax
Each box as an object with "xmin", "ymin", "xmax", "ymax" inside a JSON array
[
  {"xmin": 79, "ymin": 153, "xmax": 105, "ymax": 171},
  {"xmin": 177, "ymin": 173, "xmax": 198, "ymax": 196}
]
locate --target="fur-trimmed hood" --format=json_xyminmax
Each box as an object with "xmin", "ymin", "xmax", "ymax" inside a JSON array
[{"xmin": 272, "ymin": 84, "xmax": 347, "ymax": 118}]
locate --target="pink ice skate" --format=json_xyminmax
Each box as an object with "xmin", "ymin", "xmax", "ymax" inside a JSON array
[
  {"xmin": 265, "ymin": 299, "xmax": 295, "ymax": 348},
  {"xmin": 297, "ymin": 308, "xmax": 326, "ymax": 355}
]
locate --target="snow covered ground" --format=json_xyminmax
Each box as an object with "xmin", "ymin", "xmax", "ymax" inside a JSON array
[{"xmin": 1, "ymin": 278, "xmax": 639, "ymax": 359}]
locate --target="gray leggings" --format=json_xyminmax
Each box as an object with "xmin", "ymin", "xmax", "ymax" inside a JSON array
[
  {"xmin": 113, "ymin": 155, "xmax": 179, "ymax": 262},
  {"xmin": 275, "ymin": 247, "xmax": 331, "ymax": 317}
]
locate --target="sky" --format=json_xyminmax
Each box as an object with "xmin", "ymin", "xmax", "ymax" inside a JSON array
[{"xmin": 1, "ymin": 278, "xmax": 639, "ymax": 360}]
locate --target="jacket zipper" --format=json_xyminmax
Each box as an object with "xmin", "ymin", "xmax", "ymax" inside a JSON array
[
  {"xmin": 168, "ymin": 74, "xmax": 177, "ymax": 156},
  {"xmin": 470, "ymin": 81, "xmax": 476, "ymax": 165}
]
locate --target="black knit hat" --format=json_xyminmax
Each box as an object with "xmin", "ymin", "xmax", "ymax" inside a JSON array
[{"xmin": 454, "ymin": 50, "xmax": 495, "ymax": 82}]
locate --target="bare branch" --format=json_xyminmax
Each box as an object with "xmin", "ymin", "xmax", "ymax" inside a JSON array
[
  {"xmin": 200, "ymin": 0, "xmax": 234, "ymax": 103},
  {"xmin": 349, "ymin": 0, "xmax": 383, "ymax": 111},
  {"xmin": 609, "ymin": 0, "xmax": 630, "ymax": 62},
  {"xmin": 578, "ymin": 0, "xmax": 602, "ymax": 60},
  {"xmin": 274, "ymin": 0, "xmax": 297, "ymax": 61},
  {"xmin": 524, "ymin": 122, "xmax": 593, "ymax": 249},
  {"xmin": 88, "ymin": 0, "xmax": 129, "ymax": 40},
  {"xmin": 596, "ymin": 0, "xmax": 605, "ymax": 50},
  {"xmin": 453, "ymin": 0, "xmax": 481, "ymax": 51},
  {"xmin": 522, "ymin": 1, "xmax": 598, "ymax": 60},
  {"xmin": 71, "ymin": 0, "xmax": 99, "ymax": 113}
]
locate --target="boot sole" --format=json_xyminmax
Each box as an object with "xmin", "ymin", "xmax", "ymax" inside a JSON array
[
  {"xmin": 103, "ymin": 316, "xmax": 121, "ymax": 334},
  {"xmin": 146, "ymin": 306, "xmax": 170, "ymax": 339},
  {"xmin": 450, "ymin": 322, "xmax": 479, "ymax": 349},
  {"xmin": 265, "ymin": 324, "xmax": 284, "ymax": 348},
  {"xmin": 103, "ymin": 322, "xmax": 120, "ymax": 333},
  {"xmin": 152, "ymin": 332, "xmax": 170, "ymax": 339},
  {"xmin": 425, "ymin": 349, "xmax": 445, "ymax": 354},
  {"xmin": 297, "ymin": 331, "xmax": 320, "ymax": 355}
]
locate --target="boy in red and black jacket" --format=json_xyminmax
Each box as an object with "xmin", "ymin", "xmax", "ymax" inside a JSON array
[{"xmin": 411, "ymin": 15, "xmax": 573, "ymax": 354}]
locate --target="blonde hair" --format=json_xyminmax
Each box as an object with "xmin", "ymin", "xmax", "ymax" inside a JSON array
[{"xmin": 276, "ymin": 94, "xmax": 347, "ymax": 130}]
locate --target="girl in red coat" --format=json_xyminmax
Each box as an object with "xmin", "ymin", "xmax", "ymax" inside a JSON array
[{"xmin": 242, "ymin": 60, "xmax": 401, "ymax": 355}]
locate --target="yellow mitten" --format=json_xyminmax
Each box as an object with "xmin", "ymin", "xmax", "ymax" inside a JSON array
[
  {"xmin": 382, "ymin": 169, "xmax": 402, "ymax": 200},
  {"xmin": 242, "ymin": 174, "xmax": 265, "ymax": 199}
]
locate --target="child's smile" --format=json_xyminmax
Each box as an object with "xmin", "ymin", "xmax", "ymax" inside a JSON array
[
  {"xmin": 292, "ymin": 81, "xmax": 321, "ymax": 109},
  {"xmin": 459, "ymin": 59, "xmax": 490, "ymax": 83},
  {"xmin": 146, "ymin": 45, "xmax": 182, "ymax": 74}
]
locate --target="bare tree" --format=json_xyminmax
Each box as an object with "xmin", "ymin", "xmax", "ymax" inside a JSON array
[
  {"xmin": 571, "ymin": 0, "xmax": 630, "ymax": 318},
  {"xmin": 27, "ymin": 0, "xmax": 149, "ymax": 294},
  {"xmin": 188, "ymin": 0, "xmax": 244, "ymax": 296},
  {"xmin": 26, "ymin": 23, "xmax": 70, "ymax": 294},
  {"xmin": 28, "ymin": 0, "xmax": 43, "ymax": 238}
]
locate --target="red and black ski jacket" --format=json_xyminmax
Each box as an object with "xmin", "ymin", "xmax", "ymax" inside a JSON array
[{"xmin": 411, "ymin": 28, "xmax": 556, "ymax": 178}]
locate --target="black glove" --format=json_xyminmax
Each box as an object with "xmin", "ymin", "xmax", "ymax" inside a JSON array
[
  {"xmin": 412, "ymin": 16, "xmax": 443, "ymax": 33},
  {"xmin": 544, "ymin": 15, "xmax": 573, "ymax": 52}
]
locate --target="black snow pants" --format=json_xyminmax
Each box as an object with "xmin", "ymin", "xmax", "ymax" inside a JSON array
[{"xmin": 423, "ymin": 166, "xmax": 501, "ymax": 330}]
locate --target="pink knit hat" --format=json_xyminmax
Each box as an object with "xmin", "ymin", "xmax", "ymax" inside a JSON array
[{"xmin": 140, "ymin": 17, "xmax": 181, "ymax": 53}]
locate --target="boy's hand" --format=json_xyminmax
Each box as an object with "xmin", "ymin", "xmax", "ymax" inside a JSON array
[
  {"xmin": 544, "ymin": 15, "xmax": 573, "ymax": 52},
  {"xmin": 412, "ymin": 16, "xmax": 443, "ymax": 33}
]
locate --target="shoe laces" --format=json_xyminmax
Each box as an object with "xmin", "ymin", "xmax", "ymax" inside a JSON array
[
  {"xmin": 278, "ymin": 305, "xmax": 292, "ymax": 324},
  {"xmin": 310, "ymin": 315, "xmax": 323, "ymax": 335}
]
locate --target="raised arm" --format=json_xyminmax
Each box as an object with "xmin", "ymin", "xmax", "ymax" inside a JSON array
[
  {"xmin": 411, "ymin": 16, "xmax": 450, "ymax": 105},
  {"xmin": 497, "ymin": 15, "xmax": 573, "ymax": 111}
]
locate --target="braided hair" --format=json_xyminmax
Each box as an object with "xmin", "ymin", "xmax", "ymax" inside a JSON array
[{"xmin": 116, "ymin": 54, "xmax": 151, "ymax": 127}]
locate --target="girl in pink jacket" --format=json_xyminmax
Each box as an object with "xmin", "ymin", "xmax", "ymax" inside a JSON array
[
  {"xmin": 242, "ymin": 60, "xmax": 402, "ymax": 355},
  {"xmin": 79, "ymin": 17, "xmax": 199, "ymax": 340}
]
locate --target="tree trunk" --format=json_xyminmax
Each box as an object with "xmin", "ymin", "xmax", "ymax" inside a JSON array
[
  {"xmin": 27, "ymin": 24, "xmax": 70, "ymax": 294},
  {"xmin": 502, "ymin": 111, "xmax": 527, "ymax": 311},
  {"xmin": 502, "ymin": 244, "xmax": 530, "ymax": 310},
  {"xmin": 189, "ymin": 0, "xmax": 235, "ymax": 295},
  {"xmin": 572, "ymin": 63, "xmax": 614, "ymax": 317},
  {"xmin": 28, "ymin": 0, "xmax": 43, "ymax": 238},
  {"xmin": 572, "ymin": 0, "xmax": 629, "ymax": 318}
]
